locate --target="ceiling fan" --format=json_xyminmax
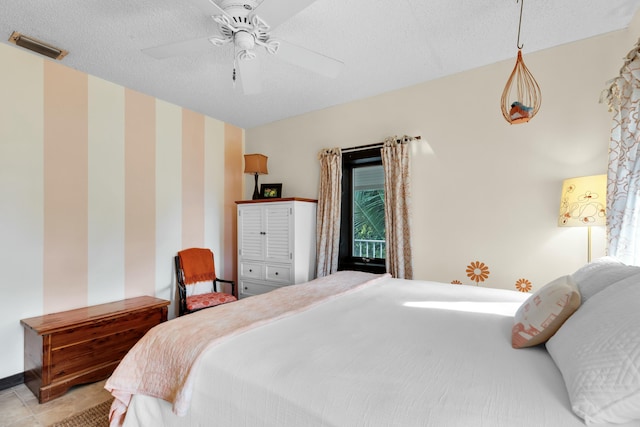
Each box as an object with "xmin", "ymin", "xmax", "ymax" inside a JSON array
[{"xmin": 142, "ymin": 0, "xmax": 344, "ymax": 94}]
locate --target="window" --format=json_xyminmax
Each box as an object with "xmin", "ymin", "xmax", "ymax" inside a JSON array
[{"xmin": 338, "ymin": 148, "xmax": 386, "ymax": 273}]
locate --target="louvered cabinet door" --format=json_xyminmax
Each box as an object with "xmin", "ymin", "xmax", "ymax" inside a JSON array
[
  {"xmin": 263, "ymin": 204, "xmax": 293, "ymax": 264},
  {"xmin": 238, "ymin": 204, "xmax": 264, "ymax": 261}
]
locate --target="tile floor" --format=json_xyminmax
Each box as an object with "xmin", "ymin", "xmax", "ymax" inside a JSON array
[{"xmin": 0, "ymin": 380, "xmax": 112, "ymax": 427}]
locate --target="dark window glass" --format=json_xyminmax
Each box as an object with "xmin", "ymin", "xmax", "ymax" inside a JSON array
[{"xmin": 338, "ymin": 148, "xmax": 386, "ymax": 274}]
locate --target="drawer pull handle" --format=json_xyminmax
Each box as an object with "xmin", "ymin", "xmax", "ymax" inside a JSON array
[{"xmin": 260, "ymin": 231, "xmax": 266, "ymax": 235}]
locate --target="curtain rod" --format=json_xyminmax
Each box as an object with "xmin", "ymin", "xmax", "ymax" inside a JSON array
[{"xmin": 342, "ymin": 135, "xmax": 421, "ymax": 153}]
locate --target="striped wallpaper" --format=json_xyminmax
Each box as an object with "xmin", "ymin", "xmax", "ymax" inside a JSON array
[{"xmin": 0, "ymin": 43, "xmax": 243, "ymax": 379}]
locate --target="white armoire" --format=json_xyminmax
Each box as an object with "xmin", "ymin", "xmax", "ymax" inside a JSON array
[{"xmin": 236, "ymin": 198, "xmax": 317, "ymax": 298}]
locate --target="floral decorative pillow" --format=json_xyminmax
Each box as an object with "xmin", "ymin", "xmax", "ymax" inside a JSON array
[{"xmin": 511, "ymin": 275, "xmax": 581, "ymax": 349}]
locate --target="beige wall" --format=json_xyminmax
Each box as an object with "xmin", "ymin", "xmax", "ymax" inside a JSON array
[
  {"xmin": 0, "ymin": 43, "xmax": 244, "ymax": 379},
  {"xmin": 247, "ymin": 22, "xmax": 640, "ymax": 291}
]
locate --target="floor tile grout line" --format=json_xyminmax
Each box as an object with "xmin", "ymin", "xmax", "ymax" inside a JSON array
[{"xmin": 2, "ymin": 389, "xmax": 41, "ymax": 427}]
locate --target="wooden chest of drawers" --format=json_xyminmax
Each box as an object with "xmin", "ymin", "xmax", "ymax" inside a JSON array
[{"xmin": 20, "ymin": 296, "xmax": 169, "ymax": 403}]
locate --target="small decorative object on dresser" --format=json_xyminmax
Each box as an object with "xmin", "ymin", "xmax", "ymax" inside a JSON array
[
  {"xmin": 260, "ymin": 183, "xmax": 282, "ymax": 199},
  {"xmin": 20, "ymin": 296, "xmax": 169, "ymax": 403},
  {"xmin": 236, "ymin": 198, "xmax": 317, "ymax": 298}
]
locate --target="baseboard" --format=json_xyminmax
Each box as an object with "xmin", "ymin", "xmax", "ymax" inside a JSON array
[{"xmin": 0, "ymin": 373, "xmax": 24, "ymax": 391}]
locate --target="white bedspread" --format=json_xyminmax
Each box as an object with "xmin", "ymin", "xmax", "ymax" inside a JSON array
[
  {"xmin": 121, "ymin": 276, "xmax": 640, "ymax": 427},
  {"xmin": 106, "ymin": 270, "xmax": 386, "ymax": 425}
]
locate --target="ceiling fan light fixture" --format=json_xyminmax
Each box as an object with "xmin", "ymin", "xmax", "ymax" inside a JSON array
[
  {"xmin": 235, "ymin": 30, "xmax": 255, "ymax": 51},
  {"xmin": 8, "ymin": 31, "xmax": 68, "ymax": 60}
]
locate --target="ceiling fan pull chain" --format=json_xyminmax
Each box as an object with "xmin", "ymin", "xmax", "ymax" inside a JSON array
[
  {"xmin": 232, "ymin": 45, "xmax": 237, "ymax": 88},
  {"xmin": 232, "ymin": 66, "xmax": 236, "ymax": 88}
]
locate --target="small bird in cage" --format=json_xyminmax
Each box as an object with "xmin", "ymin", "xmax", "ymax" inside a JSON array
[{"xmin": 509, "ymin": 101, "xmax": 533, "ymax": 121}]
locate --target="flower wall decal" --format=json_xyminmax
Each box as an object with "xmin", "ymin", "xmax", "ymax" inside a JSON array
[
  {"xmin": 451, "ymin": 262, "xmax": 533, "ymax": 290},
  {"xmin": 515, "ymin": 278, "xmax": 532, "ymax": 292},
  {"xmin": 466, "ymin": 261, "xmax": 490, "ymax": 285}
]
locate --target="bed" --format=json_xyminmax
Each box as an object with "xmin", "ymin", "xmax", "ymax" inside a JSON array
[{"xmin": 106, "ymin": 259, "xmax": 640, "ymax": 427}]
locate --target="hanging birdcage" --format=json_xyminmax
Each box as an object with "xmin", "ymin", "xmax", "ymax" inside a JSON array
[
  {"xmin": 500, "ymin": 0, "xmax": 541, "ymax": 124},
  {"xmin": 501, "ymin": 50, "xmax": 541, "ymax": 124}
]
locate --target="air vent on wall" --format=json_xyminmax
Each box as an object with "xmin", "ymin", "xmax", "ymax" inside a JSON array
[{"xmin": 8, "ymin": 31, "xmax": 68, "ymax": 60}]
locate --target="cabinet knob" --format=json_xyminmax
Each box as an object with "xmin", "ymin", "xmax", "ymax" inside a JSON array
[
  {"xmin": 249, "ymin": 269, "xmax": 252, "ymax": 272},
  {"xmin": 244, "ymin": 286, "xmax": 248, "ymax": 290},
  {"xmin": 260, "ymin": 231, "xmax": 266, "ymax": 235},
  {"xmin": 275, "ymin": 272, "xmax": 279, "ymax": 275}
]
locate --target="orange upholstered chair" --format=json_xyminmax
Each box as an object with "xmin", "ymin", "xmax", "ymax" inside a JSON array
[{"xmin": 175, "ymin": 248, "xmax": 237, "ymax": 316}]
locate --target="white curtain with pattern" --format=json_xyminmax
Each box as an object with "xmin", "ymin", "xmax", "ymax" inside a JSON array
[
  {"xmin": 316, "ymin": 147, "xmax": 342, "ymax": 277},
  {"xmin": 382, "ymin": 136, "xmax": 413, "ymax": 279},
  {"xmin": 602, "ymin": 39, "xmax": 640, "ymax": 265}
]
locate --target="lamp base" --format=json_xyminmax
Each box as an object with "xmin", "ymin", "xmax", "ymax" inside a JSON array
[
  {"xmin": 587, "ymin": 226, "xmax": 592, "ymax": 263},
  {"xmin": 252, "ymin": 173, "xmax": 260, "ymax": 200}
]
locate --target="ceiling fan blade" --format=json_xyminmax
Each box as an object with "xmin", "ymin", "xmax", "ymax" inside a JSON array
[
  {"xmin": 254, "ymin": 0, "xmax": 319, "ymax": 29},
  {"xmin": 238, "ymin": 57, "xmax": 262, "ymax": 95},
  {"xmin": 142, "ymin": 36, "xmax": 216, "ymax": 59},
  {"xmin": 186, "ymin": 0, "xmax": 229, "ymax": 17},
  {"xmin": 276, "ymin": 40, "xmax": 343, "ymax": 78}
]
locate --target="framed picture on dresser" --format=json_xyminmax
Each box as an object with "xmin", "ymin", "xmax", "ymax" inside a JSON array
[{"xmin": 260, "ymin": 183, "xmax": 282, "ymax": 198}]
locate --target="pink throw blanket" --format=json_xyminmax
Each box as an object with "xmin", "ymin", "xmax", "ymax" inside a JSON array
[{"xmin": 105, "ymin": 271, "xmax": 389, "ymax": 426}]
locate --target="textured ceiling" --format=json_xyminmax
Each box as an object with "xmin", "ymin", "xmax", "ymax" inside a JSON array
[{"xmin": 2, "ymin": 0, "xmax": 639, "ymax": 129}]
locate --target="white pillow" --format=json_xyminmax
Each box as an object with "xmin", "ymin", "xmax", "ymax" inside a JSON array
[
  {"xmin": 511, "ymin": 275, "xmax": 581, "ymax": 349},
  {"xmin": 546, "ymin": 274, "xmax": 640, "ymax": 425},
  {"xmin": 571, "ymin": 256, "xmax": 640, "ymax": 302}
]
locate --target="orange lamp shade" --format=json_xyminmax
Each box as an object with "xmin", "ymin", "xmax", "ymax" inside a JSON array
[{"xmin": 244, "ymin": 154, "xmax": 268, "ymax": 175}]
